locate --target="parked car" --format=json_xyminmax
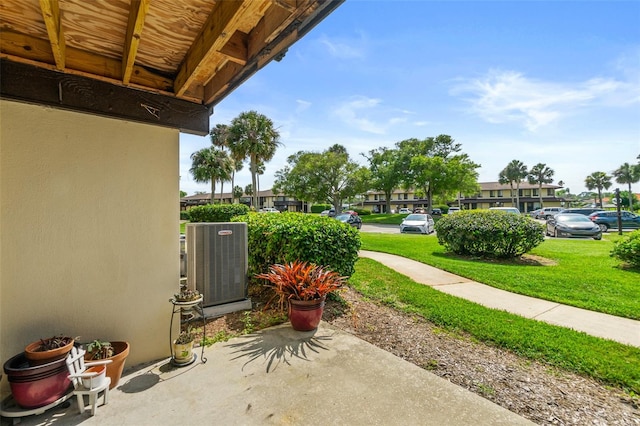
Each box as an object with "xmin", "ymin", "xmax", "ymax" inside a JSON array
[
  {"xmin": 400, "ymin": 213, "xmax": 435, "ymax": 234},
  {"xmin": 535, "ymin": 207, "xmax": 564, "ymax": 219},
  {"xmin": 398, "ymin": 208, "xmax": 412, "ymax": 214},
  {"xmin": 320, "ymin": 208, "xmax": 336, "ymax": 217},
  {"xmin": 259, "ymin": 207, "xmax": 280, "ymax": 213},
  {"xmin": 546, "ymin": 213, "xmax": 602, "ymax": 240},
  {"xmin": 588, "ymin": 210, "xmax": 640, "ymax": 232},
  {"xmin": 335, "ymin": 212, "xmax": 362, "ymax": 229},
  {"xmin": 431, "ymin": 208, "xmax": 442, "ymax": 216},
  {"xmin": 447, "ymin": 207, "xmax": 461, "ymax": 214},
  {"xmin": 529, "ymin": 208, "xmax": 542, "ymax": 218},
  {"xmin": 559, "ymin": 208, "xmax": 604, "ymax": 216},
  {"xmin": 413, "ymin": 208, "xmax": 427, "ymax": 214},
  {"xmin": 489, "ymin": 207, "xmax": 520, "ymax": 214}
]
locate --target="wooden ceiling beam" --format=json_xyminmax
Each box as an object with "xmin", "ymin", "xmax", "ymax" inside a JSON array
[
  {"xmin": 0, "ymin": 59, "xmax": 210, "ymax": 135},
  {"xmin": 122, "ymin": 0, "xmax": 150, "ymax": 85},
  {"xmin": 219, "ymin": 31, "xmax": 248, "ymax": 66},
  {"xmin": 1, "ymin": 31, "xmax": 174, "ymax": 95},
  {"xmin": 38, "ymin": 0, "xmax": 65, "ymax": 70},
  {"xmin": 174, "ymin": 0, "xmax": 245, "ymax": 98}
]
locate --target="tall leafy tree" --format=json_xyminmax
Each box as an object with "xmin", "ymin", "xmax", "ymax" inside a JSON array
[
  {"xmin": 189, "ymin": 147, "xmax": 233, "ymax": 204},
  {"xmin": 499, "ymin": 160, "xmax": 528, "ymax": 209},
  {"xmin": 585, "ymin": 171, "xmax": 612, "ymax": 208},
  {"xmin": 233, "ymin": 185, "xmax": 244, "ymax": 202},
  {"xmin": 274, "ymin": 144, "xmax": 369, "ymax": 213},
  {"xmin": 612, "ymin": 162, "xmax": 640, "ymax": 212},
  {"xmin": 228, "ymin": 111, "xmax": 281, "ymax": 208},
  {"xmin": 396, "ymin": 135, "xmax": 478, "ymax": 213},
  {"xmin": 527, "ymin": 163, "xmax": 555, "ymax": 208},
  {"xmin": 362, "ymin": 147, "xmax": 402, "ymax": 214}
]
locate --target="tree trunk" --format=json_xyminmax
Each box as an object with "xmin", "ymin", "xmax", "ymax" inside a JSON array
[
  {"xmin": 210, "ymin": 179, "xmax": 216, "ymax": 204},
  {"xmin": 220, "ymin": 181, "xmax": 224, "ymax": 204},
  {"xmin": 510, "ymin": 183, "xmax": 515, "ymax": 207},
  {"xmin": 385, "ymin": 190, "xmax": 392, "ymax": 215},
  {"xmin": 251, "ymin": 156, "xmax": 258, "ymax": 209},
  {"xmin": 515, "ymin": 182, "xmax": 521, "ymax": 210},
  {"xmin": 539, "ymin": 183, "xmax": 543, "ymax": 208},
  {"xmin": 629, "ymin": 182, "xmax": 634, "ymax": 212},
  {"xmin": 598, "ymin": 188, "xmax": 603, "ymax": 208},
  {"xmin": 231, "ymin": 171, "xmax": 236, "ymax": 203}
]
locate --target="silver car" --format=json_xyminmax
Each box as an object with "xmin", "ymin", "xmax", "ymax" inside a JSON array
[
  {"xmin": 400, "ymin": 213, "xmax": 435, "ymax": 234},
  {"xmin": 546, "ymin": 213, "xmax": 602, "ymax": 240}
]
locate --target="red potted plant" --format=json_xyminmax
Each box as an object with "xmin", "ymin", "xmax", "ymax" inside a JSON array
[{"xmin": 256, "ymin": 260, "xmax": 346, "ymax": 331}]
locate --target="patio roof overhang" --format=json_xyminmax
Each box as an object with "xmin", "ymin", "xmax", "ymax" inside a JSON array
[{"xmin": 0, "ymin": 0, "xmax": 343, "ymax": 135}]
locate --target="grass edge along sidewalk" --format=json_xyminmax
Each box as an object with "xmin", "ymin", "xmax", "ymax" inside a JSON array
[
  {"xmin": 359, "ymin": 233, "xmax": 639, "ymax": 320},
  {"xmin": 351, "ymin": 258, "xmax": 640, "ymax": 394}
]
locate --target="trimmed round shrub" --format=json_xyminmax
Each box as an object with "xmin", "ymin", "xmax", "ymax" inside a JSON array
[
  {"xmin": 611, "ymin": 230, "xmax": 640, "ymax": 268},
  {"xmin": 435, "ymin": 210, "xmax": 545, "ymax": 258},
  {"xmin": 180, "ymin": 210, "xmax": 191, "ymax": 221},
  {"xmin": 352, "ymin": 208, "xmax": 371, "ymax": 216},
  {"xmin": 232, "ymin": 212, "xmax": 361, "ymax": 282},
  {"xmin": 188, "ymin": 203, "xmax": 250, "ymax": 223}
]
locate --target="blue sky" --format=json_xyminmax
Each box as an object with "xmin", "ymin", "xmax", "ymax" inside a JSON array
[{"xmin": 180, "ymin": 0, "xmax": 640, "ymax": 196}]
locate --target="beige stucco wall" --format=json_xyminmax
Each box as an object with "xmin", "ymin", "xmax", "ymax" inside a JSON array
[{"xmin": 1, "ymin": 100, "xmax": 179, "ymax": 395}]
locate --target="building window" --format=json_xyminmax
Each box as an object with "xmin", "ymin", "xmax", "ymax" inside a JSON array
[
  {"xmin": 497, "ymin": 190, "xmax": 503, "ymax": 197},
  {"xmin": 374, "ymin": 195, "xmax": 378, "ymax": 201},
  {"xmin": 547, "ymin": 189, "xmax": 554, "ymax": 196},
  {"xmin": 533, "ymin": 189, "xmax": 539, "ymax": 196},
  {"xmin": 403, "ymin": 193, "xmax": 408, "ymax": 200},
  {"xmin": 490, "ymin": 190, "xmax": 495, "ymax": 198}
]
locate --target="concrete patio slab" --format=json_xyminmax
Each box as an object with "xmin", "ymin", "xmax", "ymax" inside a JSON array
[{"xmin": 1, "ymin": 324, "xmax": 533, "ymax": 426}]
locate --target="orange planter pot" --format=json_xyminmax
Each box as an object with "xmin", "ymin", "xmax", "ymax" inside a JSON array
[
  {"xmin": 24, "ymin": 338, "xmax": 74, "ymax": 367},
  {"xmin": 84, "ymin": 341, "xmax": 130, "ymax": 389}
]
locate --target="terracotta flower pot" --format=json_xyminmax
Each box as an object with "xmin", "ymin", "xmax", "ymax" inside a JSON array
[
  {"xmin": 82, "ymin": 365, "xmax": 107, "ymax": 389},
  {"xmin": 84, "ymin": 341, "xmax": 130, "ymax": 389},
  {"xmin": 288, "ymin": 297, "xmax": 325, "ymax": 331},
  {"xmin": 24, "ymin": 337, "xmax": 74, "ymax": 367}
]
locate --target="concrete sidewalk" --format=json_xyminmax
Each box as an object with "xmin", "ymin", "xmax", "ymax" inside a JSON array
[
  {"xmin": 2, "ymin": 323, "xmax": 534, "ymax": 426},
  {"xmin": 360, "ymin": 250, "xmax": 640, "ymax": 348}
]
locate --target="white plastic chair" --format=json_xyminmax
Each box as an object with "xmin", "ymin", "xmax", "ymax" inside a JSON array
[{"xmin": 65, "ymin": 346, "xmax": 112, "ymax": 416}]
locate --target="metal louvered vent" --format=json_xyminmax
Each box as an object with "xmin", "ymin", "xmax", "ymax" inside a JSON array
[{"xmin": 186, "ymin": 223, "xmax": 248, "ymax": 307}]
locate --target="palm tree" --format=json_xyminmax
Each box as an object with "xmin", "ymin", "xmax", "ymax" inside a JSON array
[
  {"xmin": 211, "ymin": 123, "xmax": 245, "ymax": 203},
  {"xmin": 499, "ymin": 160, "xmax": 528, "ymax": 209},
  {"xmin": 189, "ymin": 147, "xmax": 233, "ymax": 204},
  {"xmin": 612, "ymin": 162, "xmax": 640, "ymax": 212},
  {"xmin": 527, "ymin": 163, "xmax": 555, "ymax": 208},
  {"xmin": 228, "ymin": 111, "xmax": 281, "ymax": 209},
  {"xmin": 585, "ymin": 171, "xmax": 612, "ymax": 208}
]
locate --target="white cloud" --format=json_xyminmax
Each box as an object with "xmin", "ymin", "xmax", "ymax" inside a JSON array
[
  {"xmin": 451, "ymin": 69, "xmax": 636, "ymax": 131},
  {"xmin": 332, "ymin": 96, "xmax": 421, "ymax": 134},
  {"xmin": 295, "ymin": 99, "xmax": 311, "ymax": 113},
  {"xmin": 318, "ymin": 33, "xmax": 366, "ymax": 59}
]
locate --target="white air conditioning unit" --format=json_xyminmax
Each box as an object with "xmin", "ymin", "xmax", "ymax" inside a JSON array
[{"xmin": 186, "ymin": 223, "xmax": 250, "ymax": 310}]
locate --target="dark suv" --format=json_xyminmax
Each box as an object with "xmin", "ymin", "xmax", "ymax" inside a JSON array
[
  {"xmin": 560, "ymin": 208, "xmax": 605, "ymax": 216},
  {"xmin": 588, "ymin": 210, "xmax": 640, "ymax": 231}
]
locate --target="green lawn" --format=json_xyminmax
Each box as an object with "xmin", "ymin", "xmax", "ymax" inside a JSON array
[
  {"xmin": 360, "ymin": 233, "xmax": 640, "ymax": 320},
  {"xmin": 351, "ymin": 258, "xmax": 640, "ymax": 393},
  {"xmin": 360, "ymin": 213, "xmax": 444, "ymax": 225}
]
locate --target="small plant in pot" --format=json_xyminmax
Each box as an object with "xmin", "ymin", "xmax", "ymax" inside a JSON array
[
  {"xmin": 172, "ymin": 327, "xmax": 196, "ymax": 365},
  {"xmin": 173, "ymin": 286, "xmax": 202, "ymax": 303},
  {"xmin": 256, "ymin": 260, "xmax": 347, "ymax": 331},
  {"xmin": 24, "ymin": 335, "xmax": 75, "ymax": 366},
  {"xmin": 83, "ymin": 339, "xmax": 130, "ymax": 389}
]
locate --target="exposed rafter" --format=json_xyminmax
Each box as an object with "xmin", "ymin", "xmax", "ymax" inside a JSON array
[
  {"xmin": 122, "ymin": 0, "xmax": 150, "ymax": 85},
  {"xmin": 38, "ymin": 0, "xmax": 65, "ymax": 70}
]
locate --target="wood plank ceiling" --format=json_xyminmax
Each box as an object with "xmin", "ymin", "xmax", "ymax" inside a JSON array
[{"xmin": 0, "ymin": 0, "xmax": 343, "ymax": 134}]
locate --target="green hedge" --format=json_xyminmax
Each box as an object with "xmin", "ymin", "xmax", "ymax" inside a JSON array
[
  {"xmin": 435, "ymin": 210, "xmax": 545, "ymax": 258},
  {"xmin": 232, "ymin": 212, "xmax": 361, "ymax": 282},
  {"xmin": 180, "ymin": 210, "xmax": 191, "ymax": 221},
  {"xmin": 310, "ymin": 204, "xmax": 332, "ymax": 213},
  {"xmin": 188, "ymin": 204, "xmax": 250, "ymax": 223},
  {"xmin": 611, "ymin": 230, "xmax": 640, "ymax": 267}
]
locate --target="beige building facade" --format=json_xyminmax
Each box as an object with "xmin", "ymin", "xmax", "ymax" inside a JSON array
[{"xmin": 1, "ymin": 100, "xmax": 178, "ymax": 396}]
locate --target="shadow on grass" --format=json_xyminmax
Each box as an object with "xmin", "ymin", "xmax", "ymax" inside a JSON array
[{"xmin": 430, "ymin": 251, "xmax": 556, "ymax": 266}]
